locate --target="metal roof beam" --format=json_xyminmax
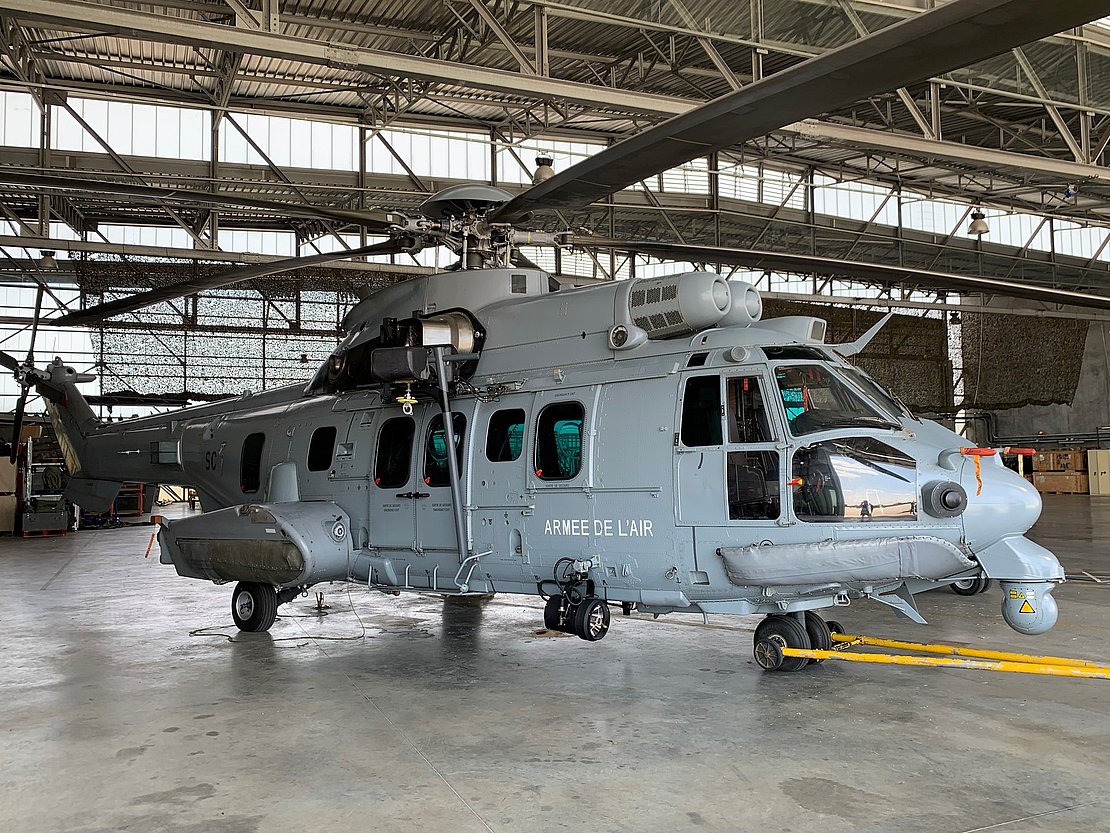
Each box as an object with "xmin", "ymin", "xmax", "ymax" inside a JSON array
[
  {"xmin": 3, "ymin": 0, "xmax": 688, "ymax": 116},
  {"xmin": 1012, "ymin": 47, "xmax": 1086, "ymax": 162},
  {"xmin": 462, "ymin": 0, "xmax": 537, "ymax": 75}
]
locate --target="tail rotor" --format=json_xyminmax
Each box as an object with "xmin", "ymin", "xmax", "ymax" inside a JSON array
[{"xmin": 4, "ymin": 285, "xmax": 45, "ymax": 463}]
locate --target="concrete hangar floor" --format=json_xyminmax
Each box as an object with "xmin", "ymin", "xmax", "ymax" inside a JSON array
[{"xmin": 1, "ymin": 496, "xmax": 1108, "ymax": 833}]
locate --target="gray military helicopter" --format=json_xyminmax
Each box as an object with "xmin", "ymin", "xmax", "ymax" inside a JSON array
[{"xmin": 4, "ymin": 0, "xmax": 1109, "ymax": 671}]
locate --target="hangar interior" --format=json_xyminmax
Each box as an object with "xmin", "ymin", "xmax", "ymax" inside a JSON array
[{"xmin": 2, "ymin": 2, "xmax": 1110, "ymax": 832}]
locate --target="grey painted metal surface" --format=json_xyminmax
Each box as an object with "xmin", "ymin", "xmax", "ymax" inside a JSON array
[{"xmin": 28, "ymin": 267, "xmax": 1065, "ymax": 639}]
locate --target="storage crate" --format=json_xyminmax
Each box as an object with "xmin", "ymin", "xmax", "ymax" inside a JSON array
[{"xmin": 1032, "ymin": 472, "xmax": 1089, "ymax": 494}]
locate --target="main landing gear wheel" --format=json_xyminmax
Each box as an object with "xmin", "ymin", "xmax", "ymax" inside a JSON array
[
  {"xmin": 573, "ymin": 598, "xmax": 611, "ymax": 642},
  {"xmin": 544, "ymin": 595, "xmax": 570, "ymax": 631},
  {"xmin": 753, "ymin": 614, "xmax": 811, "ymax": 672},
  {"xmin": 951, "ymin": 576, "xmax": 992, "ymax": 596},
  {"xmin": 231, "ymin": 582, "xmax": 278, "ymax": 632},
  {"xmin": 803, "ymin": 611, "xmax": 832, "ymax": 664}
]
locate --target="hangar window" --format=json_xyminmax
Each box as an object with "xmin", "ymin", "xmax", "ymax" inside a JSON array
[
  {"xmin": 308, "ymin": 426, "xmax": 338, "ymax": 471},
  {"xmin": 535, "ymin": 402, "xmax": 584, "ymax": 481},
  {"xmin": 375, "ymin": 417, "xmax": 415, "ymax": 488},
  {"xmin": 486, "ymin": 408, "xmax": 526, "ymax": 462},
  {"xmin": 680, "ymin": 375, "xmax": 722, "ymax": 446},
  {"xmin": 424, "ymin": 413, "xmax": 467, "ymax": 487},
  {"xmin": 240, "ymin": 432, "xmax": 266, "ymax": 494}
]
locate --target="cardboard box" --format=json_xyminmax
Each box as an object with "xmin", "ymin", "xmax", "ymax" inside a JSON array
[
  {"xmin": 1032, "ymin": 472, "xmax": 1089, "ymax": 494},
  {"xmin": 0, "ymin": 495, "xmax": 16, "ymax": 533},
  {"xmin": 1089, "ymin": 450, "xmax": 1110, "ymax": 496}
]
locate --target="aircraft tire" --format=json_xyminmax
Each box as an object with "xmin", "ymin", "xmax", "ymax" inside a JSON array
[
  {"xmin": 543, "ymin": 595, "xmax": 567, "ymax": 631},
  {"xmin": 803, "ymin": 611, "xmax": 832, "ymax": 664},
  {"xmin": 753, "ymin": 615, "xmax": 810, "ymax": 672},
  {"xmin": 231, "ymin": 582, "xmax": 278, "ymax": 632},
  {"xmin": 573, "ymin": 598, "xmax": 611, "ymax": 642},
  {"xmin": 950, "ymin": 576, "xmax": 991, "ymax": 596}
]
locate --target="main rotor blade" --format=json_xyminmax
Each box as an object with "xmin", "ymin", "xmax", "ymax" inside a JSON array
[
  {"xmin": 51, "ymin": 237, "xmax": 418, "ymax": 327},
  {"xmin": 0, "ymin": 170, "xmax": 406, "ymax": 232},
  {"xmin": 491, "ymin": 0, "xmax": 1110, "ymax": 224},
  {"xmin": 0, "ymin": 350, "xmax": 20, "ymax": 374},
  {"xmin": 574, "ymin": 236, "xmax": 1110, "ymax": 312}
]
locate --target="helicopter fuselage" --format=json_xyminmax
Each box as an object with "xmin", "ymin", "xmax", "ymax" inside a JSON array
[{"xmin": 45, "ymin": 267, "xmax": 1063, "ymax": 637}]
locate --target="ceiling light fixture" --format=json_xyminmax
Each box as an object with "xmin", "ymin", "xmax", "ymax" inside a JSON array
[
  {"xmin": 39, "ymin": 250, "xmax": 59, "ymax": 270},
  {"xmin": 967, "ymin": 210, "xmax": 989, "ymax": 237}
]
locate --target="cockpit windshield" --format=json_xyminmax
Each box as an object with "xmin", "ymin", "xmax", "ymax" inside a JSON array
[
  {"xmin": 836, "ymin": 363, "xmax": 915, "ymax": 422},
  {"xmin": 774, "ymin": 364, "xmax": 900, "ymax": 436}
]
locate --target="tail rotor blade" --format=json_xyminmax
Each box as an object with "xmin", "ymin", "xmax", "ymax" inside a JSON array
[
  {"xmin": 9, "ymin": 386, "xmax": 27, "ymax": 464},
  {"xmin": 0, "ymin": 350, "xmax": 20, "ymax": 374},
  {"xmin": 25, "ymin": 284, "xmax": 44, "ymax": 366}
]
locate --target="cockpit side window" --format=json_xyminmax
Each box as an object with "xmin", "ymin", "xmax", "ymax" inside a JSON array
[
  {"xmin": 792, "ymin": 438, "xmax": 917, "ymax": 522},
  {"xmin": 680, "ymin": 375, "xmax": 722, "ymax": 446},
  {"xmin": 774, "ymin": 364, "xmax": 898, "ymax": 436},
  {"xmin": 726, "ymin": 376, "xmax": 773, "ymax": 443}
]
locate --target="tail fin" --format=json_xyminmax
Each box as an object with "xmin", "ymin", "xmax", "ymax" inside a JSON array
[{"xmin": 37, "ymin": 360, "xmax": 121, "ymax": 512}]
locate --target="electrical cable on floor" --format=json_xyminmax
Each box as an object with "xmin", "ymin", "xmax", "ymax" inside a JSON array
[
  {"xmin": 188, "ymin": 586, "xmax": 371, "ymax": 644},
  {"xmin": 1066, "ymin": 571, "xmax": 1110, "ymax": 585}
]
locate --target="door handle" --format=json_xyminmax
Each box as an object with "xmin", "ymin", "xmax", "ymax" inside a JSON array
[{"xmin": 396, "ymin": 491, "xmax": 432, "ymax": 499}]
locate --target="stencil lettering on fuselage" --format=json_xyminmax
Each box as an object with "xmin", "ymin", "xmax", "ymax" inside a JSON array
[{"xmin": 543, "ymin": 519, "xmax": 654, "ymax": 537}]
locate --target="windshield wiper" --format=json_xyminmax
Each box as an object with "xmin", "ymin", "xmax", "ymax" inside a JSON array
[{"xmin": 814, "ymin": 416, "xmax": 900, "ymax": 431}]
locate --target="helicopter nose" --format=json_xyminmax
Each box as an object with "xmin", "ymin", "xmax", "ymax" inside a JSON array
[{"xmin": 961, "ymin": 462, "xmax": 1042, "ymax": 551}]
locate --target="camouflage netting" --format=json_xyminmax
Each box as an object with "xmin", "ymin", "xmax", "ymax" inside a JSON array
[
  {"xmin": 763, "ymin": 300, "xmax": 952, "ymax": 412},
  {"xmin": 959, "ymin": 312, "xmax": 1088, "ymax": 410},
  {"xmin": 76, "ymin": 257, "xmax": 423, "ymax": 399}
]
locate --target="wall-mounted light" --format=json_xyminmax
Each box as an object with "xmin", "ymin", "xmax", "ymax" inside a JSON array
[
  {"xmin": 967, "ymin": 210, "xmax": 989, "ymax": 236},
  {"xmin": 39, "ymin": 250, "xmax": 59, "ymax": 270}
]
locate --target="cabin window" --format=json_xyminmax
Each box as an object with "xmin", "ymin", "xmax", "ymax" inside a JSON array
[
  {"xmin": 727, "ymin": 451, "xmax": 780, "ymax": 520},
  {"xmin": 308, "ymin": 426, "xmax": 338, "ymax": 471},
  {"xmin": 680, "ymin": 375, "xmax": 722, "ymax": 446},
  {"xmin": 726, "ymin": 377, "xmax": 773, "ymax": 443},
  {"xmin": 424, "ymin": 413, "xmax": 467, "ymax": 487},
  {"xmin": 535, "ymin": 402, "xmax": 584, "ymax": 480},
  {"xmin": 240, "ymin": 432, "xmax": 265, "ymax": 494},
  {"xmin": 374, "ymin": 416, "xmax": 415, "ymax": 488},
  {"xmin": 486, "ymin": 408, "xmax": 526, "ymax": 462}
]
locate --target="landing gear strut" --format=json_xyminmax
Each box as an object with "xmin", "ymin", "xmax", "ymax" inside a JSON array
[
  {"xmin": 753, "ymin": 611, "xmax": 832, "ymax": 672},
  {"xmin": 231, "ymin": 581, "xmax": 278, "ymax": 632}
]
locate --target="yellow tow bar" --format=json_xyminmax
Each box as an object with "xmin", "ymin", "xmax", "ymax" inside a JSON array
[{"xmin": 777, "ymin": 633, "xmax": 1110, "ymax": 680}]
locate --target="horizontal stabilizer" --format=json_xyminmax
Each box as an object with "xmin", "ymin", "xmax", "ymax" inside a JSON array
[{"xmin": 65, "ymin": 477, "xmax": 121, "ymax": 513}]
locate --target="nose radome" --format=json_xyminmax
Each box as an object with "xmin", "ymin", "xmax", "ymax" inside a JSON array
[{"xmin": 961, "ymin": 463, "xmax": 1043, "ymax": 551}]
